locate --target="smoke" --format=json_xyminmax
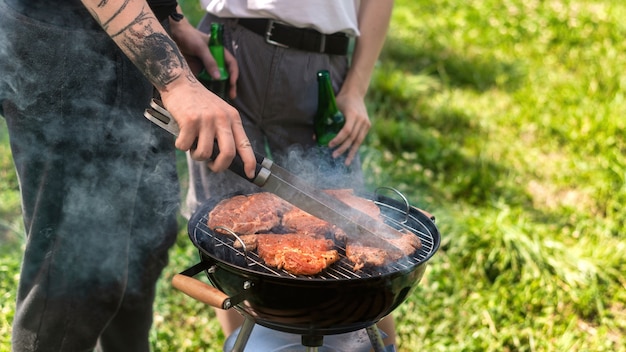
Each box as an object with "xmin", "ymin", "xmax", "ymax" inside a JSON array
[
  {"xmin": 0, "ymin": 7, "xmax": 179, "ymax": 304},
  {"xmin": 272, "ymin": 143, "xmax": 365, "ymax": 192}
]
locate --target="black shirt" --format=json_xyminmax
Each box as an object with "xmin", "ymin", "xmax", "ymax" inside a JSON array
[
  {"xmin": 149, "ymin": 0, "xmax": 179, "ymax": 22},
  {"xmin": 5, "ymin": 0, "xmax": 178, "ymax": 23}
]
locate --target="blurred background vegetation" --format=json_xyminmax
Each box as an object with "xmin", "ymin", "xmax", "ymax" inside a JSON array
[{"xmin": 2, "ymin": 0, "xmax": 626, "ymax": 351}]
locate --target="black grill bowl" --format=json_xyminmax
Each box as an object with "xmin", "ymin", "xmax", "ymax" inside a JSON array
[{"xmin": 183, "ymin": 192, "xmax": 440, "ymax": 336}]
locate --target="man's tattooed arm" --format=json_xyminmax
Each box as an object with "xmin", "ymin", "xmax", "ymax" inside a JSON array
[
  {"xmin": 80, "ymin": 0, "xmax": 257, "ymax": 174},
  {"xmin": 80, "ymin": 0, "xmax": 193, "ymax": 91}
]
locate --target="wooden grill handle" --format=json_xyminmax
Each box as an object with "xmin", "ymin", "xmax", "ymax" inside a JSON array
[{"xmin": 172, "ymin": 274, "xmax": 231, "ymax": 309}]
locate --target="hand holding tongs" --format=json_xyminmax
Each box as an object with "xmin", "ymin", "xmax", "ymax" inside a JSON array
[
  {"xmin": 144, "ymin": 99, "xmax": 405, "ymax": 246},
  {"xmin": 144, "ymin": 98, "xmax": 268, "ymax": 185}
]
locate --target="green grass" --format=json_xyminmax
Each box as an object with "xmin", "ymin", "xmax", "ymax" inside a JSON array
[{"xmin": 2, "ymin": 0, "xmax": 626, "ymax": 351}]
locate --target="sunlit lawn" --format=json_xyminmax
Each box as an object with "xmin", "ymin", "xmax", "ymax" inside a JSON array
[{"xmin": 2, "ymin": 0, "xmax": 626, "ymax": 351}]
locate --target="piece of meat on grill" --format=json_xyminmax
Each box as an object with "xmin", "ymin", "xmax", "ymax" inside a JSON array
[
  {"xmin": 324, "ymin": 189, "xmax": 422, "ymax": 270},
  {"xmin": 280, "ymin": 189, "xmax": 380, "ymax": 242},
  {"xmin": 255, "ymin": 233, "xmax": 340, "ymax": 275},
  {"xmin": 345, "ymin": 244, "xmax": 401, "ymax": 271},
  {"xmin": 231, "ymin": 234, "xmax": 259, "ymax": 251},
  {"xmin": 323, "ymin": 189, "xmax": 381, "ymax": 219},
  {"xmin": 386, "ymin": 229, "xmax": 422, "ymax": 255},
  {"xmin": 345, "ymin": 229, "xmax": 422, "ymax": 271},
  {"xmin": 208, "ymin": 193, "xmax": 292, "ymax": 235},
  {"xmin": 281, "ymin": 207, "xmax": 346, "ymax": 239}
]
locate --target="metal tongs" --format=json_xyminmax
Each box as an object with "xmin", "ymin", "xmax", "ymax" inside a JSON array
[
  {"xmin": 144, "ymin": 97, "xmax": 184, "ymax": 137},
  {"xmin": 144, "ymin": 99, "xmax": 404, "ymax": 247}
]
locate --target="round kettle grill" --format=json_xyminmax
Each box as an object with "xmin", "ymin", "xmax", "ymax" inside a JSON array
[{"xmin": 173, "ymin": 190, "xmax": 441, "ymax": 351}]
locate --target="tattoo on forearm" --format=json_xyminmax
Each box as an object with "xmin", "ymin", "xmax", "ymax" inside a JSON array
[
  {"xmin": 110, "ymin": 7, "xmax": 151, "ymax": 38},
  {"xmin": 134, "ymin": 33, "xmax": 186, "ymax": 89},
  {"xmin": 114, "ymin": 6, "xmax": 186, "ymax": 89},
  {"xmin": 101, "ymin": 0, "xmax": 130, "ymax": 30},
  {"xmin": 85, "ymin": 1, "xmax": 193, "ymax": 90}
]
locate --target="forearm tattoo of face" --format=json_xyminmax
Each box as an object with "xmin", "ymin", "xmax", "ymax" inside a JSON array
[{"xmin": 101, "ymin": 3, "xmax": 188, "ymax": 90}]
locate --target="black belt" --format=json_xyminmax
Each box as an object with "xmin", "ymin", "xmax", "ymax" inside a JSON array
[{"xmin": 237, "ymin": 19, "xmax": 350, "ymax": 56}]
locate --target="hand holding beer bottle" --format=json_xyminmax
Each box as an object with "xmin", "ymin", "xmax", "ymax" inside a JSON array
[
  {"xmin": 197, "ymin": 22, "xmax": 229, "ymax": 99},
  {"xmin": 314, "ymin": 70, "xmax": 346, "ymax": 147},
  {"xmin": 314, "ymin": 70, "xmax": 350, "ymax": 172}
]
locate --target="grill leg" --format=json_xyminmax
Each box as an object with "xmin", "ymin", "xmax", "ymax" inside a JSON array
[
  {"xmin": 302, "ymin": 335, "xmax": 323, "ymax": 352},
  {"xmin": 366, "ymin": 325, "xmax": 388, "ymax": 352},
  {"xmin": 228, "ymin": 317, "xmax": 255, "ymax": 352}
]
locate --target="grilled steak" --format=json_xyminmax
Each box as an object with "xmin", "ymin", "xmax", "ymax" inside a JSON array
[
  {"xmin": 323, "ymin": 189, "xmax": 381, "ymax": 219},
  {"xmin": 281, "ymin": 207, "xmax": 346, "ymax": 239},
  {"xmin": 208, "ymin": 193, "xmax": 292, "ymax": 235},
  {"xmin": 345, "ymin": 245, "xmax": 398, "ymax": 271},
  {"xmin": 255, "ymin": 233, "xmax": 339, "ymax": 275},
  {"xmin": 208, "ymin": 192, "xmax": 339, "ymax": 275},
  {"xmin": 207, "ymin": 190, "xmax": 422, "ymax": 274},
  {"xmin": 386, "ymin": 230, "xmax": 422, "ymax": 255},
  {"xmin": 345, "ymin": 229, "xmax": 422, "ymax": 271},
  {"xmin": 231, "ymin": 232, "xmax": 338, "ymax": 275},
  {"xmin": 325, "ymin": 189, "xmax": 422, "ymax": 270}
]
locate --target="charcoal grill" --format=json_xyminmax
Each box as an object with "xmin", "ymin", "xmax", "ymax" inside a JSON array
[{"xmin": 173, "ymin": 189, "xmax": 440, "ymax": 351}]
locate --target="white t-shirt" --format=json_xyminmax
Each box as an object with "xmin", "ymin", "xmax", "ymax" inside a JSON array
[{"xmin": 201, "ymin": 0, "xmax": 360, "ymax": 36}]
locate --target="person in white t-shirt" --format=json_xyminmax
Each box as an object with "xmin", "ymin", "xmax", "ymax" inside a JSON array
[{"xmin": 184, "ymin": 0, "xmax": 397, "ymax": 348}]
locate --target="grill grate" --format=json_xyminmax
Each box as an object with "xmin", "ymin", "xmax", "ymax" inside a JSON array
[{"xmin": 191, "ymin": 197, "xmax": 438, "ymax": 280}]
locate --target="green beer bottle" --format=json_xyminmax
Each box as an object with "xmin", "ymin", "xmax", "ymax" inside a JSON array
[
  {"xmin": 197, "ymin": 22, "xmax": 229, "ymax": 99},
  {"xmin": 314, "ymin": 70, "xmax": 346, "ymax": 146},
  {"xmin": 313, "ymin": 70, "xmax": 350, "ymax": 185}
]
